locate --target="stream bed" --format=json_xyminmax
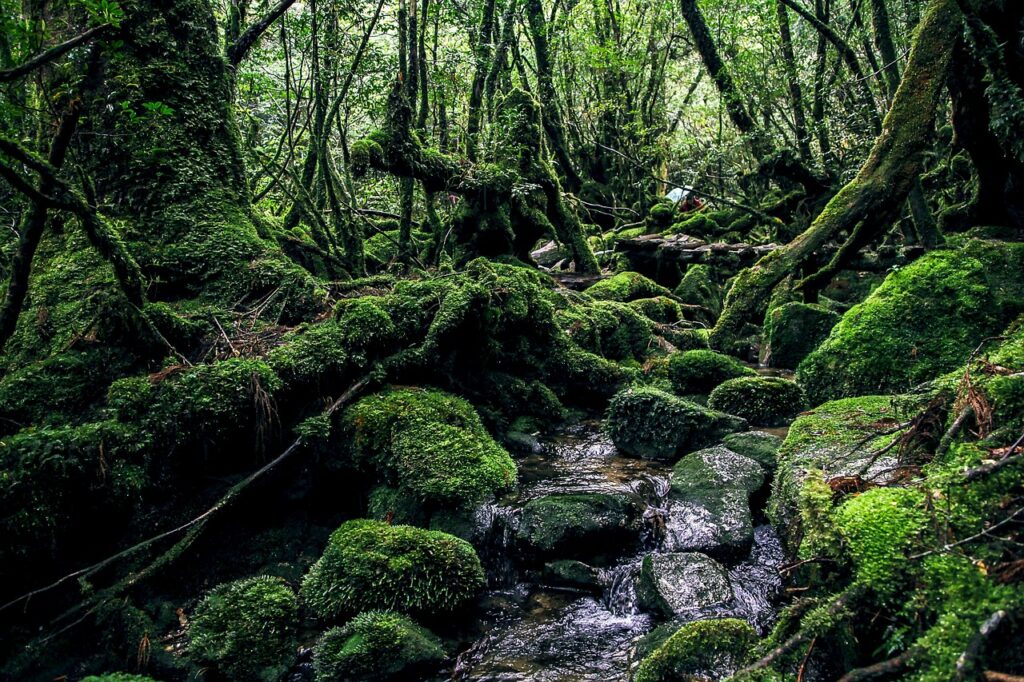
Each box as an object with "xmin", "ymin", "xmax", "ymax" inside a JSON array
[{"xmin": 446, "ymin": 420, "xmax": 786, "ymax": 681}]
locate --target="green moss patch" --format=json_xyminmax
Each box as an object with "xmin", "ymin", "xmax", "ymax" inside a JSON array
[{"xmin": 312, "ymin": 611, "xmax": 445, "ymax": 682}]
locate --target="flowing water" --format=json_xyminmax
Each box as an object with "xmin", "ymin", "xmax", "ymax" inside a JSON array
[{"xmin": 447, "ymin": 420, "xmax": 785, "ymax": 681}]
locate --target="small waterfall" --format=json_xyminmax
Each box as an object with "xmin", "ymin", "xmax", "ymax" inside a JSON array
[
  {"xmin": 473, "ymin": 502, "xmax": 521, "ymax": 587},
  {"xmin": 602, "ymin": 559, "xmax": 643, "ymax": 616}
]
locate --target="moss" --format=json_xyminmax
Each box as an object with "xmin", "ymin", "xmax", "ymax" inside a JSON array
[
  {"xmin": 668, "ymin": 349, "xmax": 756, "ymax": 395},
  {"xmin": 634, "ymin": 618, "xmax": 757, "ymax": 682},
  {"xmin": 558, "ymin": 299, "xmax": 655, "ymax": 361},
  {"xmin": 762, "ymin": 302, "xmax": 840, "ymax": 369},
  {"xmin": 648, "ymin": 201, "xmax": 677, "ymax": 228},
  {"xmin": 300, "ymin": 519, "xmax": 485, "ymax": 620},
  {"xmin": 585, "ymin": 271, "xmax": 671, "ymax": 302},
  {"xmin": 312, "ymin": 611, "xmax": 445, "ymax": 682},
  {"xmin": 769, "ymin": 395, "xmax": 910, "ymax": 533},
  {"xmin": 833, "ymin": 488, "xmax": 927, "ymax": 598},
  {"xmin": 671, "ymin": 213, "xmax": 721, "ymax": 239},
  {"xmin": 339, "ymin": 387, "xmax": 516, "ymax": 510},
  {"xmin": 797, "ymin": 241, "xmax": 1024, "ymax": 404},
  {"xmin": 516, "ymin": 492, "xmax": 642, "ymax": 558},
  {"xmin": 108, "ymin": 358, "xmax": 283, "ymax": 468},
  {"xmin": 81, "ymin": 676, "xmax": 160, "ymax": 682},
  {"xmin": 673, "ymin": 264, "xmax": 722, "ymax": 323},
  {"xmin": 605, "ymin": 386, "xmax": 747, "ymax": 461},
  {"xmin": 629, "ymin": 296, "xmax": 684, "ymax": 324},
  {"xmin": 721, "ymin": 431, "xmax": 783, "ymax": 473},
  {"xmin": 189, "ymin": 575, "xmax": 298, "ymax": 682},
  {"xmin": 0, "ymin": 420, "xmax": 148, "ymax": 582},
  {"xmin": 708, "ymin": 376, "xmax": 806, "ymax": 426}
]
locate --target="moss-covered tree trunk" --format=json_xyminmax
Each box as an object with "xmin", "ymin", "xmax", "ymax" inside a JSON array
[{"xmin": 709, "ymin": 0, "xmax": 961, "ymax": 351}]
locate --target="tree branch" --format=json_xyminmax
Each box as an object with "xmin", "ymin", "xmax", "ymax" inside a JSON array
[
  {"xmin": 227, "ymin": 0, "xmax": 297, "ymax": 67},
  {"xmin": 0, "ymin": 23, "xmax": 111, "ymax": 83}
]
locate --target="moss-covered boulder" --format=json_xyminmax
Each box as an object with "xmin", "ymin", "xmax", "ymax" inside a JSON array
[
  {"xmin": 674, "ymin": 264, "xmax": 722, "ymax": 324},
  {"xmin": 671, "ymin": 445, "xmax": 766, "ymax": 496},
  {"xmin": 797, "ymin": 240, "xmax": 1024, "ymax": 405},
  {"xmin": 340, "ymin": 388, "xmax": 516, "ymax": 512},
  {"xmin": 721, "ymin": 431, "xmax": 783, "ymax": 474},
  {"xmin": 606, "ymin": 387, "xmax": 747, "ymax": 461},
  {"xmin": 768, "ymin": 395, "xmax": 920, "ymax": 540},
  {"xmin": 636, "ymin": 553, "xmax": 733, "ymax": 619},
  {"xmin": 311, "ymin": 611, "xmax": 445, "ymax": 682},
  {"xmin": 630, "ymin": 296, "xmax": 684, "ymax": 324},
  {"xmin": 557, "ymin": 299, "xmax": 655, "ymax": 361},
  {"xmin": 189, "ymin": 575, "xmax": 298, "ymax": 682},
  {"xmin": 300, "ymin": 520, "xmax": 485, "ymax": 620},
  {"xmin": 668, "ymin": 349, "xmax": 757, "ymax": 395},
  {"xmin": 708, "ymin": 376, "xmax": 806, "ymax": 426},
  {"xmin": 762, "ymin": 302, "xmax": 840, "ymax": 369},
  {"xmin": 585, "ymin": 271, "xmax": 672, "ymax": 302},
  {"xmin": 516, "ymin": 493, "xmax": 643, "ymax": 559},
  {"xmin": 634, "ymin": 618, "xmax": 757, "ymax": 682}
]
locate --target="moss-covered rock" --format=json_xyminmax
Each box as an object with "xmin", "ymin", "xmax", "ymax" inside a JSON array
[
  {"xmin": 721, "ymin": 431, "xmax": 783, "ymax": 473},
  {"xmin": 189, "ymin": 575, "xmax": 298, "ymax": 682},
  {"xmin": 668, "ymin": 349, "xmax": 757, "ymax": 395},
  {"xmin": 666, "ymin": 445, "xmax": 764, "ymax": 556},
  {"xmin": 585, "ymin": 271, "xmax": 672, "ymax": 302},
  {"xmin": 797, "ymin": 240, "xmax": 1024, "ymax": 404},
  {"xmin": 606, "ymin": 387, "xmax": 747, "ymax": 461},
  {"xmin": 516, "ymin": 493, "xmax": 643, "ymax": 560},
  {"xmin": 312, "ymin": 611, "xmax": 445, "ymax": 682},
  {"xmin": 762, "ymin": 302, "xmax": 840, "ymax": 369},
  {"xmin": 630, "ymin": 296, "xmax": 684, "ymax": 324},
  {"xmin": 540, "ymin": 559, "xmax": 604, "ymax": 592},
  {"xmin": 708, "ymin": 376, "xmax": 806, "ymax": 427},
  {"xmin": 674, "ymin": 264, "xmax": 722, "ymax": 324},
  {"xmin": 300, "ymin": 519, "xmax": 485, "ymax": 620},
  {"xmin": 636, "ymin": 552, "xmax": 733, "ymax": 619},
  {"xmin": 339, "ymin": 388, "xmax": 516, "ymax": 512},
  {"xmin": 671, "ymin": 445, "xmax": 766, "ymax": 496},
  {"xmin": 768, "ymin": 395, "xmax": 921, "ymax": 542},
  {"xmin": 557, "ymin": 299, "xmax": 655, "ymax": 361},
  {"xmin": 648, "ymin": 201, "xmax": 678, "ymax": 228},
  {"xmin": 634, "ymin": 618, "xmax": 757, "ymax": 682}
]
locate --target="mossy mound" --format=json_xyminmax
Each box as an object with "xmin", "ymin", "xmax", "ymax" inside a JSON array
[
  {"xmin": 312, "ymin": 611, "xmax": 445, "ymax": 682},
  {"xmin": 339, "ymin": 387, "xmax": 516, "ymax": 511},
  {"xmin": 300, "ymin": 519, "xmax": 485, "ymax": 620},
  {"xmin": 188, "ymin": 575, "xmax": 298, "ymax": 682},
  {"xmin": 634, "ymin": 618, "xmax": 757, "ymax": 682},
  {"xmin": 668, "ymin": 349, "xmax": 756, "ymax": 395},
  {"xmin": 708, "ymin": 376, "xmax": 806, "ymax": 426},
  {"xmin": 606, "ymin": 387, "xmax": 747, "ymax": 461},
  {"xmin": 557, "ymin": 299, "xmax": 655, "ymax": 361},
  {"xmin": 585, "ymin": 271, "xmax": 672, "ymax": 302},
  {"xmin": 797, "ymin": 240, "xmax": 1024, "ymax": 405},
  {"xmin": 629, "ymin": 296, "xmax": 684, "ymax": 324},
  {"xmin": 762, "ymin": 302, "xmax": 840, "ymax": 369},
  {"xmin": 648, "ymin": 201, "xmax": 677, "ymax": 228}
]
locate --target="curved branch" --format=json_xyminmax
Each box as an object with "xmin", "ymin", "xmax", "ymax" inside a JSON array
[
  {"xmin": 227, "ymin": 0, "xmax": 297, "ymax": 67},
  {"xmin": 0, "ymin": 23, "xmax": 111, "ymax": 82}
]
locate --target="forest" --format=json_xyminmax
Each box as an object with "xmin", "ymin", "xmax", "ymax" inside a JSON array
[{"xmin": 0, "ymin": 0, "xmax": 1022, "ymax": 679}]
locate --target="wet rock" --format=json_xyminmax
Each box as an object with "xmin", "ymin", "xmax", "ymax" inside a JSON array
[
  {"xmin": 636, "ymin": 552, "xmax": 732, "ymax": 619},
  {"xmin": 541, "ymin": 560, "xmax": 604, "ymax": 592},
  {"xmin": 671, "ymin": 445, "xmax": 765, "ymax": 496},
  {"xmin": 531, "ymin": 240, "xmax": 569, "ymax": 267},
  {"xmin": 516, "ymin": 492, "xmax": 643, "ymax": 560},
  {"xmin": 721, "ymin": 430, "xmax": 783, "ymax": 474},
  {"xmin": 606, "ymin": 387, "xmax": 748, "ymax": 461},
  {"xmin": 663, "ymin": 488, "xmax": 754, "ymax": 557},
  {"xmin": 664, "ymin": 446, "xmax": 764, "ymax": 557}
]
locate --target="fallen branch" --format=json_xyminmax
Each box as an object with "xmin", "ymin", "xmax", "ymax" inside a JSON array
[
  {"xmin": 964, "ymin": 430, "xmax": 1024, "ymax": 482},
  {"xmin": 837, "ymin": 647, "xmax": 920, "ymax": 681}
]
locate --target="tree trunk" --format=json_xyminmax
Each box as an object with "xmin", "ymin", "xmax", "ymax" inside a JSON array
[
  {"xmin": 710, "ymin": 0, "xmax": 961, "ymax": 351},
  {"xmin": 776, "ymin": 0, "xmax": 813, "ymax": 161}
]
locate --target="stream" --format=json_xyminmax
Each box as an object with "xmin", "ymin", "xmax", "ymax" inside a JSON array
[{"xmin": 447, "ymin": 419, "xmax": 786, "ymax": 681}]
